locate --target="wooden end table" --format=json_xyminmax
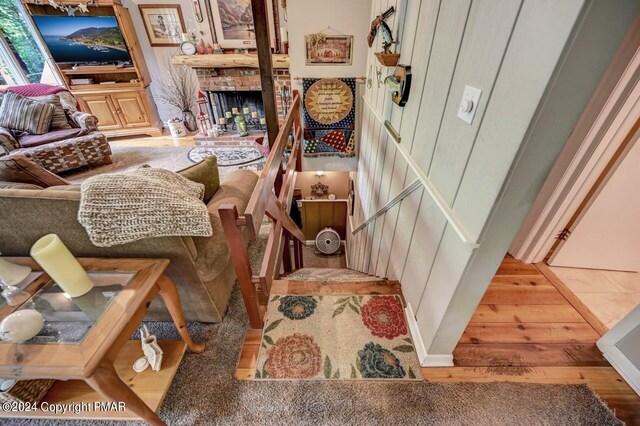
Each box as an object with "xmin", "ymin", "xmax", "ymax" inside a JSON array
[{"xmin": 0, "ymin": 258, "xmax": 204, "ymax": 426}]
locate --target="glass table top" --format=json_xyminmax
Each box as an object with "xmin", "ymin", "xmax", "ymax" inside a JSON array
[{"xmin": 1, "ymin": 271, "xmax": 135, "ymax": 345}]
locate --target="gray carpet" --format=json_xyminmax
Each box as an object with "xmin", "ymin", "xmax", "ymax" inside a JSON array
[{"xmin": 5, "ymin": 287, "xmax": 622, "ymax": 425}]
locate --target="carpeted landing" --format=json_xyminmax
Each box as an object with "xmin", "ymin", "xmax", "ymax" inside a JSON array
[{"xmin": 4, "ymin": 286, "xmax": 621, "ymax": 426}]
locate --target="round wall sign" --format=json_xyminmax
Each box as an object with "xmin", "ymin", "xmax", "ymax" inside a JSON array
[{"xmin": 304, "ymin": 78, "xmax": 354, "ymax": 125}]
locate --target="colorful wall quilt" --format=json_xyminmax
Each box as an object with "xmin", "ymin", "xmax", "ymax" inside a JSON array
[{"xmin": 303, "ymin": 78, "xmax": 356, "ymax": 158}]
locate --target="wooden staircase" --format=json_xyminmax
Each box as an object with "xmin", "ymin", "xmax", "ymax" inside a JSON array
[{"xmin": 273, "ymin": 267, "xmax": 401, "ymax": 295}]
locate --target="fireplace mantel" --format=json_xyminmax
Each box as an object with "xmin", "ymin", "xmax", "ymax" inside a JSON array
[{"xmin": 172, "ymin": 54, "xmax": 289, "ymax": 69}]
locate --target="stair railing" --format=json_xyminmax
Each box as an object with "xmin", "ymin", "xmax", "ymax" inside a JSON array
[{"xmin": 219, "ymin": 91, "xmax": 305, "ymax": 329}]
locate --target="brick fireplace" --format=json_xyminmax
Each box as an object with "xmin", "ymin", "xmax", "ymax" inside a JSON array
[{"xmin": 194, "ymin": 67, "xmax": 292, "ymax": 146}]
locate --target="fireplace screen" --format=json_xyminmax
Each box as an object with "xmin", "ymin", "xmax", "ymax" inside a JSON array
[{"xmin": 207, "ymin": 90, "xmax": 265, "ymax": 125}]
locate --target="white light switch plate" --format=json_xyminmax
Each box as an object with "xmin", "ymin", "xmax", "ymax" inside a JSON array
[{"xmin": 457, "ymin": 85, "xmax": 482, "ymax": 125}]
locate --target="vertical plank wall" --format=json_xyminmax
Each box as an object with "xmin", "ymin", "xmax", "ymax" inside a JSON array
[{"xmin": 347, "ymin": 0, "xmax": 640, "ymax": 363}]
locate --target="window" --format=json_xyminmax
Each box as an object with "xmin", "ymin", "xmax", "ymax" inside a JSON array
[{"xmin": 0, "ymin": 0, "xmax": 60, "ymax": 86}]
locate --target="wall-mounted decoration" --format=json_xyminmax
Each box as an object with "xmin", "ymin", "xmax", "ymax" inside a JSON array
[
  {"xmin": 305, "ymin": 34, "xmax": 353, "ymax": 66},
  {"xmin": 368, "ymin": 6, "xmax": 399, "ymax": 66},
  {"xmin": 303, "ymin": 78, "xmax": 356, "ymax": 158},
  {"xmin": 138, "ymin": 4, "xmax": 186, "ymax": 47},
  {"xmin": 208, "ymin": 0, "xmax": 276, "ymax": 49},
  {"xmin": 384, "ymin": 64, "xmax": 412, "ymax": 107},
  {"xmin": 192, "ymin": 0, "xmax": 204, "ymax": 22},
  {"xmin": 311, "ymin": 181, "xmax": 329, "ymax": 198}
]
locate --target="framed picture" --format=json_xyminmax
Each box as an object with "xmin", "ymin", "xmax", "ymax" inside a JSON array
[
  {"xmin": 208, "ymin": 0, "xmax": 276, "ymax": 49},
  {"xmin": 138, "ymin": 5, "xmax": 186, "ymax": 47},
  {"xmin": 305, "ymin": 35, "xmax": 353, "ymax": 66}
]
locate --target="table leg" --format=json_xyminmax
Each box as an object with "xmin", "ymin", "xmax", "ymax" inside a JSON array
[
  {"xmin": 86, "ymin": 359, "xmax": 165, "ymax": 426},
  {"xmin": 157, "ymin": 275, "xmax": 206, "ymax": 353}
]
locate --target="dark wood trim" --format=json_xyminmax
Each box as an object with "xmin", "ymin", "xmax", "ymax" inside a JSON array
[
  {"xmin": 251, "ymin": 0, "xmax": 282, "ymax": 194},
  {"xmin": 219, "ymin": 205, "xmax": 264, "ymax": 329}
]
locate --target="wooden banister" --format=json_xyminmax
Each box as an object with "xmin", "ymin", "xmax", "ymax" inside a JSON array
[
  {"xmin": 244, "ymin": 92, "xmax": 301, "ymax": 237},
  {"xmin": 218, "ymin": 90, "xmax": 304, "ymax": 329}
]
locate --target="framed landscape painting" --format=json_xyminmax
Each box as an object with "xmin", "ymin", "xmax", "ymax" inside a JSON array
[
  {"xmin": 139, "ymin": 4, "xmax": 186, "ymax": 46},
  {"xmin": 305, "ymin": 35, "xmax": 353, "ymax": 65},
  {"xmin": 209, "ymin": 0, "xmax": 276, "ymax": 49}
]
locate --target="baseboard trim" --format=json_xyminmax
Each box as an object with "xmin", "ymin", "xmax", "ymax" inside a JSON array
[
  {"xmin": 405, "ymin": 303, "xmax": 428, "ymax": 366},
  {"xmin": 421, "ymin": 353, "xmax": 454, "ymax": 367}
]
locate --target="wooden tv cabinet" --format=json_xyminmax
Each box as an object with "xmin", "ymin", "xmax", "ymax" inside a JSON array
[{"xmin": 22, "ymin": 0, "xmax": 162, "ymax": 137}]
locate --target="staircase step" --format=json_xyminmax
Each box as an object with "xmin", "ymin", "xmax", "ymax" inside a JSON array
[
  {"xmin": 280, "ymin": 268, "xmax": 385, "ymax": 282},
  {"xmin": 271, "ymin": 279, "xmax": 402, "ymax": 296}
]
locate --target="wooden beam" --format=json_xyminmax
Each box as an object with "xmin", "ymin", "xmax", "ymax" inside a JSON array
[{"xmin": 251, "ymin": 0, "xmax": 282, "ymax": 194}]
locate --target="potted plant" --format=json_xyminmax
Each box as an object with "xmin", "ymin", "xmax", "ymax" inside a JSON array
[{"xmin": 156, "ymin": 58, "xmax": 199, "ymax": 132}]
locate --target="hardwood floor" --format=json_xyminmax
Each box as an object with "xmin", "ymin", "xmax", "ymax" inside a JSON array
[
  {"xmin": 235, "ymin": 257, "xmax": 640, "ymax": 424},
  {"xmin": 109, "ymin": 131, "xmax": 195, "ymax": 148},
  {"xmin": 427, "ymin": 255, "xmax": 640, "ymax": 425}
]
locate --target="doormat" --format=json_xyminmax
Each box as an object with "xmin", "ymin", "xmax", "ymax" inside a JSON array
[{"xmin": 255, "ymin": 294, "xmax": 422, "ymax": 380}]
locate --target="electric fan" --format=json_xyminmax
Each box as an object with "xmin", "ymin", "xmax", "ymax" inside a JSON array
[{"xmin": 315, "ymin": 228, "xmax": 342, "ymax": 255}]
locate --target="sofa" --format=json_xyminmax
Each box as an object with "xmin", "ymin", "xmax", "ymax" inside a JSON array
[
  {"xmin": 0, "ymin": 84, "xmax": 112, "ymax": 174},
  {"xmin": 0, "ymin": 162, "xmax": 259, "ymax": 323}
]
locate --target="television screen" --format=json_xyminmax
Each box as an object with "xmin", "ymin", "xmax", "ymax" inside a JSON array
[{"xmin": 32, "ymin": 15, "xmax": 132, "ymax": 64}]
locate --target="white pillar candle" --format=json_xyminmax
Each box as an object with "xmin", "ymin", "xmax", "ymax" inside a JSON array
[{"xmin": 30, "ymin": 234, "xmax": 93, "ymax": 297}]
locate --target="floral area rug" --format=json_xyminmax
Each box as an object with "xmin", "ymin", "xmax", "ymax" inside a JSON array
[
  {"xmin": 254, "ymin": 294, "xmax": 422, "ymax": 380},
  {"xmin": 188, "ymin": 146, "xmax": 265, "ymax": 168}
]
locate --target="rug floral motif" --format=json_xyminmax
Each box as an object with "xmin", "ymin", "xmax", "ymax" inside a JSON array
[{"xmin": 254, "ymin": 295, "xmax": 422, "ymax": 380}]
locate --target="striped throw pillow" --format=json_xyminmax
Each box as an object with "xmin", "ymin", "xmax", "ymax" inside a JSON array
[
  {"xmin": 0, "ymin": 92, "xmax": 55, "ymax": 135},
  {"xmin": 28, "ymin": 94, "xmax": 71, "ymax": 130}
]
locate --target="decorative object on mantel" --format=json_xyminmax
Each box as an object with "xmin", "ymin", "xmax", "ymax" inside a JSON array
[
  {"xmin": 0, "ymin": 310, "xmax": 44, "ymax": 343},
  {"xmin": 138, "ymin": 4, "xmax": 186, "ymax": 47},
  {"xmin": 384, "ymin": 64, "xmax": 412, "ymax": 107},
  {"xmin": 191, "ymin": 0, "xmax": 203, "ymax": 22},
  {"xmin": 157, "ymin": 58, "xmax": 199, "ymax": 132},
  {"xmin": 205, "ymin": 43, "xmax": 214, "ymax": 54},
  {"xmin": 305, "ymin": 28, "xmax": 353, "ymax": 66},
  {"xmin": 30, "ymin": 234, "xmax": 94, "ymax": 297},
  {"xmin": 140, "ymin": 325, "xmax": 163, "ymax": 372},
  {"xmin": 303, "ymin": 78, "xmax": 356, "ymax": 158},
  {"xmin": 180, "ymin": 38, "xmax": 197, "ymax": 55},
  {"xmin": 369, "ymin": 6, "xmax": 400, "ymax": 67},
  {"xmin": 209, "ymin": 0, "xmax": 277, "ymax": 49},
  {"xmin": 196, "ymin": 39, "xmax": 206, "ymax": 54}
]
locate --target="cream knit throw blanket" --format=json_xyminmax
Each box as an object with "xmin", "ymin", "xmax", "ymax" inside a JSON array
[{"xmin": 78, "ymin": 168, "xmax": 212, "ymax": 247}]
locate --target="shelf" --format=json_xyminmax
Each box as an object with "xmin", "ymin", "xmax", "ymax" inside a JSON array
[
  {"xmin": 62, "ymin": 66, "xmax": 137, "ymax": 75},
  {"xmin": 172, "ymin": 53, "xmax": 289, "ymax": 69},
  {"xmin": 69, "ymin": 82, "xmax": 144, "ymax": 92},
  {"xmin": 0, "ymin": 340, "xmax": 186, "ymax": 421}
]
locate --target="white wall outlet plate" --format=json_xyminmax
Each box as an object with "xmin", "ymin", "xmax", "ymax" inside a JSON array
[{"xmin": 457, "ymin": 85, "xmax": 482, "ymax": 125}]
